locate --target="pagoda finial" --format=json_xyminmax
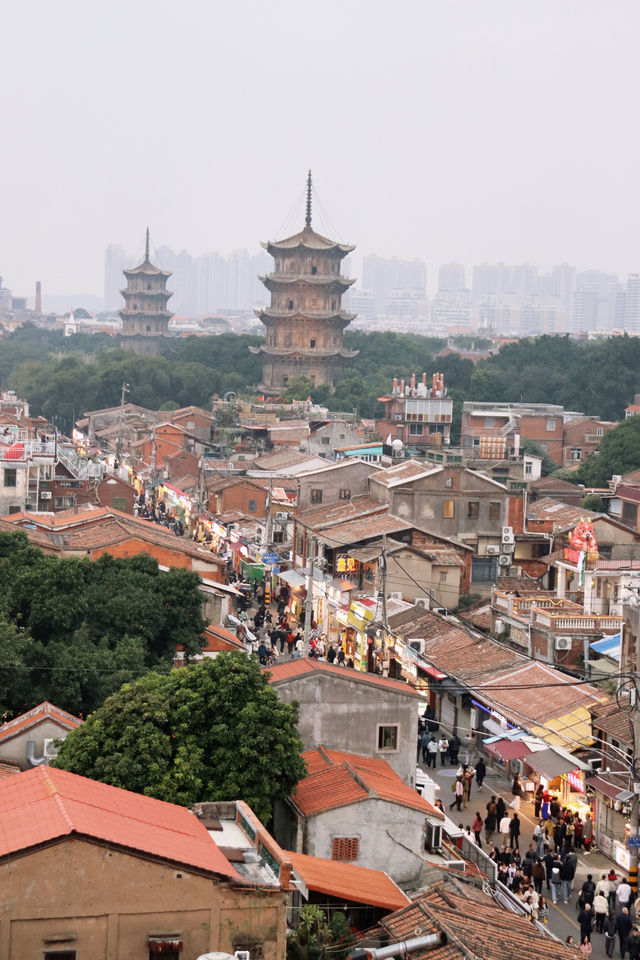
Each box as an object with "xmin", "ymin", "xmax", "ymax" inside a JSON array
[
  {"xmin": 305, "ymin": 170, "xmax": 312, "ymax": 229},
  {"xmin": 145, "ymin": 227, "xmax": 150, "ymax": 261}
]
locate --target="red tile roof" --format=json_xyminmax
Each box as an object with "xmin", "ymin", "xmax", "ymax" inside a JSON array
[
  {"xmin": 0, "ymin": 701, "xmax": 82, "ymax": 745},
  {"xmin": 264, "ymin": 658, "xmax": 421, "ymax": 697},
  {"xmin": 287, "ymin": 851, "xmax": 410, "ymax": 911},
  {"xmin": 293, "ymin": 746, "xmax": 443, "ymax": 819},
  {"xmin": 0, "ymin": 766, "xmax": 240, "ymax": 879}
]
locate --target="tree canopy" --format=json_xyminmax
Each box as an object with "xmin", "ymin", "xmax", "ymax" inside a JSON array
[
  {"xmin": 53, "ymin": 653, "xmax": 306, "ymax": 820},
  {"xmin": 573, "ymin": 415, "xmax": 640, "ymax": 487},
  {"xmin": 0, "ymin": 532, "xmax": 205, "ymax": 718}
]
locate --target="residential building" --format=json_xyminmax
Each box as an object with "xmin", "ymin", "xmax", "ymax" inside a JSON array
[
  {"xmin": 362, "ymin": 255, "xmax": 427, "ymax": 317},
  {"xmin": 0, "ymin": 702, "xmax": 82, "ymax": 770},
  {"xmin": 0, "ymin": 766, "xmax": 288, "ymax": 959},
  {"xmin": 251, "ymin": 173, "xmax": 358, "ymax": 392},
  {"xmin": 460, "ymin": 400, "xmax": 565, "ymax": 464},
  {"xmin": 306, "ymin": 419, "xmax": 364, "ymax": 457},
  {"xmin": 296, "ymin": 458, "xmax": 378, "ymax": 512},
  {"xmin": 274, "ymin": 746, "xmax": 443, "ymax": 885},
  {"xmin": 265, "ymin": 659, "xmax": 422, "ymax": 785},
  {"xmin": 625, "ymin": 393, "xmax": 640, "ymax": 418},
  {"xmin": 561, "ymin": 417, "xmax": 617, "ymax": 468},
  {"xmin": 375, "ymin": 373, "xmax": 453, "ymax": 451}
]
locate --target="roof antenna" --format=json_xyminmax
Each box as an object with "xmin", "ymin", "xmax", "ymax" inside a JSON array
[
  {"xmin": 305, "ymin": 170, "xmax": 312, "ymax": 229},
  {"xmin": 145, "ymin": 227, "xmax": 150, "ymax": 261}
]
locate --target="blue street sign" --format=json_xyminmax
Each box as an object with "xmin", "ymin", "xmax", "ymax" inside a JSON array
[
  {"xmin": 628, "ymin": 837, "xmax": 640, "ymax": 848},
  {"xmin": 262, "ymin": 552, "xmax": 279, "ymax": 564}
]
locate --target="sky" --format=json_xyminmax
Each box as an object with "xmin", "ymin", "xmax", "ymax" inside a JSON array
[{"xmin": 2, "ymin": 0, "xmax": 640, "ymax": 297}]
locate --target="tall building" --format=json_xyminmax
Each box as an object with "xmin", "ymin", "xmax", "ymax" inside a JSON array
[
  {"xmin": 251, "ymin": 173, "xmax": 358, "ymax": 393},
  {"xmin": 438, "ymin": 261, "xmax": 466, "ymax": 293},
  {"xmin": 625, "ymin": 274, "xmax": 640, "ymax": 334},
  {"xmin": 362, "ymin": 255, "xmax": 427, "ymax": 316},
  {"xmin": 104, "ymin": 243, "xmax": 129, "ymax": 311},
  {"xmin": 119, "ymin": 229, "xmax": 173, "ymax": 344}
]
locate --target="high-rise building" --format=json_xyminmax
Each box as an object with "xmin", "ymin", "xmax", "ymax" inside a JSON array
[
  {"xmin": 625, "ymin": 274, "xmax": 640, "ymax": 334},
  {"xmin": 119, "ymin": 230, "xmax": 173, "ymax": 344},
  {"xmin": 362, "ymin": 255, "xmax": 427, "ymax": 315},
  {"xmin": 251, "ymin": 173, "xmax": 358, "ymax": 392},
  {"xmin": 438, "ymin": 261, "xmax": 466, "ymax": 293},
  {"xmin": 104, "ymin": 243, "xmax": 130, "ymax": 311}
]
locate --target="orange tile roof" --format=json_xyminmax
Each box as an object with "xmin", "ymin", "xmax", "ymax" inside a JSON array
[
  {"xmin": 293, "ymin": 746, "xmax": 443, "ymax": 819},
  {"xmin": 0, "ymin": 701, "xmax": 82, "ymax": 745},
  {"xmin": 264, "ymin": 658, "xmax": 421, "ymax": 697},
  {"xmin": 202, "ymin": 624, "xmax": 246, "ymax": 652},
  {"xmin": 0, "ymin": 766, "xmax": 240, "ymax": 879},
  {"xmin": 287, "ymin": 851, "xmax": 410, "ymax": 911}
]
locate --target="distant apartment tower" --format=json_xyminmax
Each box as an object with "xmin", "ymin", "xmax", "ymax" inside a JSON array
[
  {"xmin": 119, "ymin": 230, "xmax": 173, "ymax": 347},
  {"xmin": 625, "ymin": 275, "xmax": 640, "ymax": 334},
  {"xmin": 438, "ymin": 261, "xmax": 466, "ymax": 293},
  {"xmin": 362, "ymin": 255, "xmax": 427, "ymax": 316},
  {"xmin": 251, "ymin": 173, "xmax": 358, "ymax": 392},
  {"xmin": 104, "ymin": 243, "xmax": 130, "ymax": 311}
]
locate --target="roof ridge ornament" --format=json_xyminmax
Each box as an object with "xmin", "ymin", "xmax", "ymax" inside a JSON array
[{"xmin": 305, "ymin": 170, "xmax": 312, "ymax": 229}]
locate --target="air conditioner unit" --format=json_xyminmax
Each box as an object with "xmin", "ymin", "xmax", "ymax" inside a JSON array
[
  {"xmin": 555, "ymin": 636, "xmax": 572, "ymax": 650},
  {"xmin": 40, "ymin": 491, "xmax": 52, "ymax": 500},
  {"xmin": 389, "ymin": 591, "xmax": 403, "ymax": 600},
  {"xmin": 408, "ymin": 638, "xmax": 425, "ymax": 654},
  {"xmin": 498, "ymin": 555, "xmax": 510, "ymax": 566},
  {"xmin": 502, "ymin": 532, "xmax": 515, "ymax": 545},
  {"xmin": 431, "ymin": 607, "xmax": 446, "ymax": 616},
  {"xmin": 275, "ymin": 512, "xmax": 288, "ymax": 521},
  {"xmin": 486, "ymin": 545, "xmax": 500, "ymax": 555},
  {"xmin": 502, "ymin": 540, "xmax": 515, "ymax": 553},
  {"xmin": 494, "ymin": 618, "xmax": 505, "ymax": 634},
  {"xmin": 587, "ymin": 756, "xmax": 603, "ymax": 772},
  {"xmin": 414, "ymin": 597, "xmax": 429, "ymax": 608},
  {"xmin": 43, "ymin": 738, "xmax": 59, "ymax": 759},
  {"xmin": 502, "ymin": 526, "xmax": 513, "ymax": 539}
]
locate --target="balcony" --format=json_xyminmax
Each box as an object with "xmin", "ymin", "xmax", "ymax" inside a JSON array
[{"xmin": 533, "ymin": 610, "xmax": 624, "ymax": 631}]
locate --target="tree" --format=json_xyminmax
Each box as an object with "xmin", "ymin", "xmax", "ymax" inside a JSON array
[
  {"xmin": 53, "ymin": 653, "xmax": 306, "ymax": 820},
  {"xmin": 581, "ymin": 494, "xmax": 605, "ymax": 513},
  {"xmin": 575, "ymin": 416, "xmax": 640, "ymax": 487},
  {"xmin": 282, "ymin": 375, "xmax": 314, "ymax": 402}
]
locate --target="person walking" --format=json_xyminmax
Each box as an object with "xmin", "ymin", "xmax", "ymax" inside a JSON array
[
  {"xmin": 438, "ymin": 736, "xmax": 449, "ymax": 767},
  {"xmin": 618, "ymin": 877, "xmax": 632, "ymax": 913},
  {"xmin": 421, "ymin": 731, "xmax": 431, "ymax": 764},
  {"xmin": 594, "ymin": 891, "xmax": 609, "ymax": 934},
  {"xmin": 450, "ymin": 777, "xmax": 463, "ymax": 812},
  {"xmin": 509, "ymin": 812, "xmax": 521, "ymax": 852},
  {"xmin": 550, "ymin": 855, "xmax": 562, "ymax": 904},
  {"xmin": 449, "ymin": 735, "xmax": 460, "ymax": 765},
  {"xmin": 485, "ymin": 797, "xmax": 497, "ymax": 844},
  {"xmin": 577, "ymin": 903, "xmax": 593, "ymax": 944},
  {"xmin": 511, "ymin": 773, "xmax": 522, "ymax": 811},
  {"xmin": 427, "ymin": 736, "xmax": 438, "ymax": 769},
  {"xmin": 496, "ymin": 795, "xmax": 506, "ymax": 823},
  {"xmin": 534, "ymin": 784, "xmax": 544, "ymax": 818},
  {"xmin": 627, "ymin": 927, "xmax": 640, "ymax": 960},
  {"xmin": 560, "ymin": 856, "xmax": 574, "ymax": 904},
  {"xmin": 583, "ymin": 813, "xmax": 594, "ymax": 853},
  {"xmin": 604, "ymin": 913, "xmax": 617, "ymax": 957},
  {"xmin": 472, "ymin": 811, "xmax": 483, "ymax": 846},
  {"xmin": 617, "ymin": 909, "xmax": 632, "ymax": 958},
  {"xmin": 580, "ymin": 874, "xmax": 596, "ymax": 909},
  {"xmin": 475, "ymin": 757, "xmax": 486, "ymax": 790},
  {"xmin": 532, "ymin": 858, "xmax": 546, "ymax": 895},
  {"xmin": 499, "ymin": 812, "xmax": 511, "ymax": 850}
]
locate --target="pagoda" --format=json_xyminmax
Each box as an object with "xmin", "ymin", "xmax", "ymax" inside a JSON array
[
  {"xmin": 251, "ymin": 173, "xmax": 358, "ymax": 393},
  {"xmin": 119, "ymin": 229, "xmax": 173, "ymax": 344}
]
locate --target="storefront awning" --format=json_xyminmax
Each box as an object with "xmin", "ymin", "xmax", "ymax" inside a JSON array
[
  {"xmin": 590, "ymin": 633, "xmax": 621, "ymax": 662},
  {"xmin": 483, "ymin": 718, "xmax": 510, "ymax": 738},
  {"xmin": 417, "ymin": 663, "xmax": 446, "ymax": 681},
  {"xmin": 525, "ymin": 748, "xmax": 581, "ymax": 779},
  {"xmin": 279, "ymin": 568, "xmax": 306, "ymax": 588},
  {"xmin": 485, "ymin": 738, "xmax": 534, "ymax": 762},
  {"xmin": 587, "ymin": 775, "xmax": 633, "ymax": 802}
]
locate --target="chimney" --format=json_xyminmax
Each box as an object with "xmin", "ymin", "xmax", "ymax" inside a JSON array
[
  {"xmin": 422, "ymin": 372, "xmax": 427, "ymax": 387},
  {"xmin": 35, "ymin": 281, "xmax": 42, "ymax": 315},
  {"xmin": 400, "ymin": 379, "xmax": 405, "ymax": 396},
  {"xmin": 432, "ymin": 373, "xmax": 437, "ymax": 394},
  {"xmin": 392, "ymin": 377, "xmax": 398, "ymax": 395},
  {"xmin": 410, "ymin": 373, "xmax": 416, "ymax": 395}
]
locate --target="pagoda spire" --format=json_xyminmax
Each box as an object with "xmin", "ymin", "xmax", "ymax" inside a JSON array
[
  {"xmin": 145, "ymin": 227, "xmax": 150, "ymax": 262},
  {"xmin": 305, "ymin": 170, "xmax": 312, "ymax": 229}
]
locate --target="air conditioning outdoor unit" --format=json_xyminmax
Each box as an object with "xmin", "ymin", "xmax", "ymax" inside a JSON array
[
  {"xmin": 389, "ymin": 591, "xmax": 403, "ymax": 600},
  {"xmin": 498, "ymin": 555, "xmax": 510, "ymax": 566},
  {"xmin": 275, "ymin": 512, "xmax": 288, "ymax": 521},
  {"xmin": 502, "ymin": 526, "xmax": 513, "ymax": 539},
  {"xmin": 494, "ymin": 618, "xmax": 505, "ymax": 634},
  {"xmin": 502, "ymin": 540, "xmax": 515, "ymax": 553},
  {"xmin": 486, "ymin": 545, "xmax": 500, "ymax": 555},
  {"xmin": 502, "ymin": 532, "xmax": 515, "ymax": 545},
  {"xmin": 555, "ymin": 636, "xmax": 572, "ymax": 650},
  {"xmin": 408, "ymin": 638, "xmax": 425, "ymax": 654},
  {"xmin": 40, "ymin": 491, "xmax": 52, "ymax": 500},
  {"xmin": 587, "ymin": 757, "xmax": 603, "ymax": 772},
  {"xmin": 414, "ymin": 597, "xmax": 429, "ymax": 608}
]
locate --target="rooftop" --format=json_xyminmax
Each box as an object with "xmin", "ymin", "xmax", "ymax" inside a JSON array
[
  {"xmin": 370, "ymin": 460, "xmax": 440, "ymax": 488},
  {"xmin": 0, "ymin": 766, "xmax": 239, "ymax": 879},
  {"xmin": 287, "ymin": 851, "xmax": 410, "ymax": 911},
  {"xmin": 296, "ymin": 495, "xmax": 388, "ymax": 531},
  {"xmin": 0, "ymin": 701, "xmax": 82, "ymax": 745},
  {"xmin": 264, "ymin": 658, "xmax": 421, "ymax": 698}
]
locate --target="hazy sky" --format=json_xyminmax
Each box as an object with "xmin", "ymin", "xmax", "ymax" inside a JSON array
[{"xmin": 2, "ymin": 0, "xmax": 640, "ymax": 296}]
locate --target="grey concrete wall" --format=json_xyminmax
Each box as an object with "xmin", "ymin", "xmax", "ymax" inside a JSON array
[
  {"xmin": 304, "ymin": 797, "xmax": 426, "ymax": 885},
  {"xmin": 272, "ymin": 672, "xmax": 419, "ymax": 785},
  {"xmin": 0, "ymin": 719, "xmax": 75, "ymax": 770},
  {"xmin": 297, "ymin": 461, "xmax": 378, "ymax": 512}
]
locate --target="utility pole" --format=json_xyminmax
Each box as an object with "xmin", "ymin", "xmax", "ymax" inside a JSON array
[
  {"xmin": 627, "ymin": 608, "xmax": 640, "ymax": 897},
  {"xmin": 303, "ymin": 535, "xmax": 317, "ymax": 649},
  {"xmin": 380, "ymin": 534, "xmax": 388, "ymax": 658},
  {"xmin": 265, "ymin": 476, "xmax": 273, "ymax": 547},
  {"xmin": 116, "ymin": 381, "xmax": 130, "ymax": 464}
]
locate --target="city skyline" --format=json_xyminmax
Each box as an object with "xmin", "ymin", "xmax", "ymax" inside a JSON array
[{"xmin": 2, "ymin": 1, "xmax": 640, "ymax": 296}]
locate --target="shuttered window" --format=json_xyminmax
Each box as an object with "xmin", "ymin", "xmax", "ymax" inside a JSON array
[{"xmin": 331, "ymin": 837, "xmax": 359, "ymax": 861}]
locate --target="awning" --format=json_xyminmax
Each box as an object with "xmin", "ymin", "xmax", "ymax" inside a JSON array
[
  {"xmin": 417, "ymin": 663, "xmax": 446, "ymax": 681},
  {"xmin": 590, "ymin": 633, "xmax": 621, "ymax": 662},
  {"xmin": 485, "ymin": 738, "xmax": 534, "ymax": 762},
  {"xmin": 524, "ymin": 748, "xmax": 580, "ymax": 779},
  {"xmin": 587, "ymin": 775, "xmax": 633, "ymax": 802},
  {"xmin": 483, "ymin": 718, "xmax": 510, "ymax": 738},
  {"xmin": 279, "ymin": 568, "xmax": 306, "ymax": 588}
]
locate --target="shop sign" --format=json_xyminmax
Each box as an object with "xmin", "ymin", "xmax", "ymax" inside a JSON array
[
  {"xmin": 262, "ymin": 552, "xmax": 279, "ymax": 564},
  {"xmin": 336, "ymin": 554, "xmax": 357, "ymax": 574},
  {"xmin": 563, "ymin": 547, "xmax": 582, "ymax": 564},
  {"xmin": 615, "ymin": 840, "xmax": 631, "ymax": 871},
  {"xmin": 627, "ymin": 836, "xmax": 640, "ymax": 848},
  {"xmin": 566, "ymin": 769, "xmax": 585, "ymax": 793},
  {"xmin": 347, "ymin": 600, "xmax": 375, "ymax": 631}
]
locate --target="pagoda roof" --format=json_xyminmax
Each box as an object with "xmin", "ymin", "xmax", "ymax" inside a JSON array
[
  {"xmin": 260, "ymin": 274, "xmax": 354, "ymax": 289},
  {"xmin": 257, "ymin": 309, "xmax": 356, "ymax": 323},
  {"xmin": 124, "ymin": 257, "xmax": 172, "ymax": 278},
  {"xmin": 249, "ymin": 345, "xmax": 359, "ymax": 359},
  {"xmin": 263, "ymin": 225, "xmax": 354, "ymax": 255}
]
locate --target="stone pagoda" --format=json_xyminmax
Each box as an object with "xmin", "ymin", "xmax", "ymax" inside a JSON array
[
  {"xmin": 119, "ymin": 229, "xmax": 173, "ymax": 351},
  {"xmin": 251, "ymin": 173, "xmax": 358, "ymax": 393}
]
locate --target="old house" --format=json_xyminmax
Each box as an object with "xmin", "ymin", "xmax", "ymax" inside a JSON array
[{"xmin": 0, "ymin": 702, "xmax": 82, "ymax": 770}]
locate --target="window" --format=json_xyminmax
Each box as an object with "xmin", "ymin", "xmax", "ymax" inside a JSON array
[
  {"xmin": 471, "ymin": 555, "xmax": 499, "ymax": 582},
  {"xmin": 332, "ymin": 837, "xmax": 360, "ymax": 861},
  {"xmin": 310, "ymin": 338, "xmax": 316, "ymax": 348},
  {"xmin": 288, "ymin": 299, "xmax": 294, "ymax": 310},
  {"xmin": 525, "ymin": 461, "xmax": 532, "ymax": 476},
  {"xmin": 377, "ymin": 724, "xmax": 399, "ymax": 750},
  {"xmin": 186, "ymin": 420, "xmax": 195, "ymax": 430},
  {"xmin": 8, "ymin": 505, "xmax": 20, "ymax": 514},
  {"xmin": 484, "ymin": 417, "xmax": 494, "ymax": 427},
  {"xmin": 248, "ymin": 499, "xmax": 257, "ymax": 512},
  {"xmin": 44, "ymin": 954, "xmax": 76, "ymax": 960},
  {"xmin": 321, "ymin": 436, "xmax": 330, "ymax": 445},
  {"xmin": 3, "ymin": 468, "xmax": 17, "ymax": 487},
  {"xmin": 467, "ymin": 500, "xmax": 479, "ymax": 519},
  {"xmin": 310, "ymin": 488, "xmax": 323, "ymax": 504},
  {"xmin": 311, "ymin": 265, "xmax": 318, "ymax": 275},
  {"xmin": 442, "ymin": 499, "xmax": 455, "ymax": 519},
  {"xmin": 439, "ymin": 571, "xmax": 447, "ymax": 583},
  {"xmin": 597, "ymin": 426, "xmax": 604, "ymax": 437},
  {"xmin": 112, "ymin": 496, "xmax": 126, "ymax": 511},
  {"xmin": 233, "ymin": 937, "xmax": 264, "ymax": 960},
  {"xmin": 273, "ymin": 530, "xmax": 284, "ymax": 544},
  {"xmin": 409, "ymin": 423, "xmax": 423, "ymax": 435},
  {"xmin": 488, "ymin": 501, "xmax": 501, "ymax": 520},
  {"xmin": 539, "ymin": 442, "xmax": 548, "ymax": 453},
  {"xmin": 339, "ymin": 488, "xmax": 351, "ymax": 500},
  {"xmin": 571, "ymin": 448, "xmax": 582, "ymax": 461},
  {"xmin": 546, "ymin": 418, "xmax": 556, "ymax": 431},
  {"xmin": 394, "ymin": 413, "xmax": 403, "ymax": 421},
  {"xmin": 445, "ymin": 477, "xmax": 453, "ymax": 488}
]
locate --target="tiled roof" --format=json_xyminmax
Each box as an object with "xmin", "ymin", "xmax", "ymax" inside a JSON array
[
  {"xmin": 296, "ymin": 496, "xmax": 388, "ymax": 530},
  {"xmin": 377, "ymin": 877, "xmax": 580, "ymax": 960},
  {"xmin": 526, "ymin": 497, "xmax": 595, "ymax": 526},
  {"xmin": 293, "ymin": 746, "xmax": 442, "ymax": 818},
  {"xmin": 253, "ymin": 449, "xmax": 315, "ymax": 470},
  {"xmin": 287, "ymin": 851, "xmax": 410, "ymax": 911},
  {"xmin": 530, "ymin": 476, "xmax": 582, "ymax": 493},
  {"xmin": 0, "ymin": 761, "xmax": 20, "ymax": 780},
  {"xmin": 202, "ymin": 624, "xmax": 246, "ymax": 653},
  {"xmin": 0, "ymin": 766, "xmax": 240, "ymax": 879},
  {"xmin": 370, "ymin": 460, "xmax": 441, "ymax": 488},
  {"xmin": 0, "ymin": 701, "xmax": 82, "ymax": 744},
  {"xmin": 616, "ymin": 484, "xmax": 640, "ymax": 503},
  {"xmin": 315, "ymin": 514, "xmax": 414, "ymax": 548},
  {"xmin": 0, "ymin": 504, "xmax": 111, "ymax": 528},
  {"xmin": 591, "ymin": 700, "xmax": 633, "ymax": 745},
  {"xmin": 264, "ymin": 658, "xmax": 421, "ymax": 698}
]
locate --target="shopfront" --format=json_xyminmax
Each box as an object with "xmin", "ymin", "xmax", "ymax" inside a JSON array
[
  {"xmin": 278, "ymin": 568, "xmax": 306, "ymax": 621},
  {"xmin": 589, "ymin": 775, "xmax": 634, "ymax": 872},
  {"xmin": 524, "ymin": 749, "xmax": 593, "ymax": 820}
]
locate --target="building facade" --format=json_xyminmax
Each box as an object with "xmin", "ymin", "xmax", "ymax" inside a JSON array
[{"xmin": 251, "ymin": 173, "xmax": 358, "ymax": 392}]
